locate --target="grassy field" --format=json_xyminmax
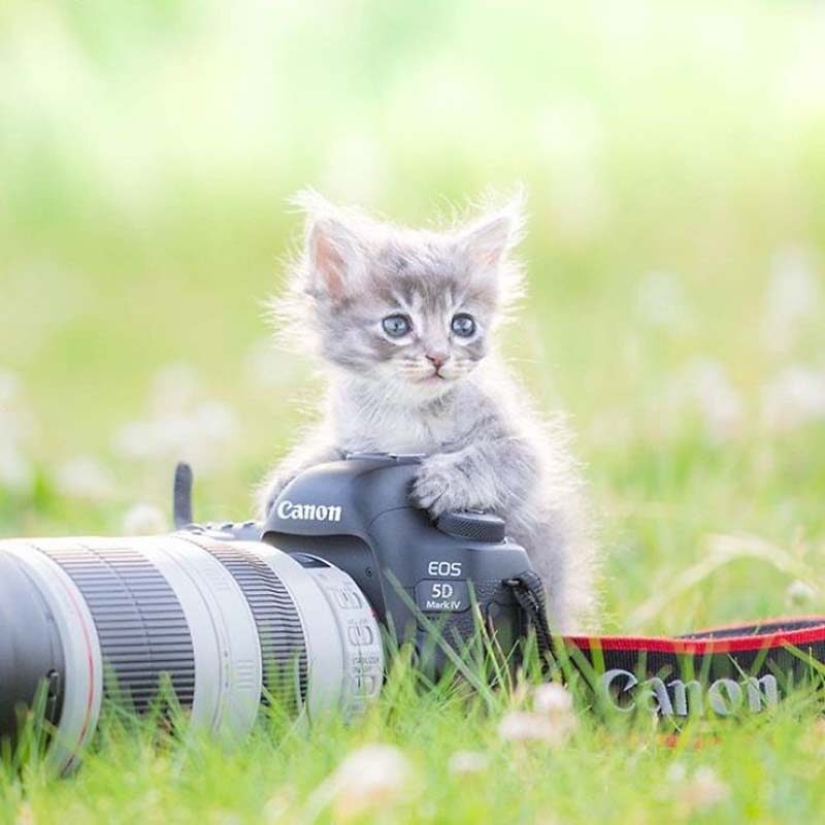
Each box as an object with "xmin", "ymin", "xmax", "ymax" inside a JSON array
[{"xmin": 2, "ymin": 0, "xmax": 825, "ymax": 821}]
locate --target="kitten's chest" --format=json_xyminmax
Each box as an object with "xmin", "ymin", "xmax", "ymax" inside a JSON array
[{"xmin": 337, "ymin": 405, "xmax": 465, "ymax": 454}]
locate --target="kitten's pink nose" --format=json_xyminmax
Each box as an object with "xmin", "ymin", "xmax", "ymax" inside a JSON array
[{"xmin": 426, "ymin": 353, "xmax": 448, "ymax": 370}]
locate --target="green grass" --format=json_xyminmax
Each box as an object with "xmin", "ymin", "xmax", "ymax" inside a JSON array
[
  {"xmin": 2, "ymin": 0, "xmax": 825, "ymax": 820},
  {"xmin": 4, "ymin": 662, "xmax": 825, "ymax": 824}
]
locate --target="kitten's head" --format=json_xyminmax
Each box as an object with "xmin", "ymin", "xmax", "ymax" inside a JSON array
[{"xmin": 275, "ymin": 191, "xmax": 526, "ymax": 404}]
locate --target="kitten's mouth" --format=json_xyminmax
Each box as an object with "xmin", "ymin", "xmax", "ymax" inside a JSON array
[
  {"xmin": 407, "ymin": 372, "xmax": 443, "ymax": 385},
  {"xmin": 403, "ymin": 366, "xmax": 457, "ymax": 386},
  {"xmin": 419, "ymin": 370, "xmax": 451, "ymax": 384}
]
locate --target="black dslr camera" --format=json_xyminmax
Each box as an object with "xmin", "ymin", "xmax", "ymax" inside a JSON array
[
  {"xmin": 0, "ymin": 452, "xmax": 542, "ymax": 773},
  {"xmin": 259, "ymin": 452, "xmax": 537, "ymax": 666}
]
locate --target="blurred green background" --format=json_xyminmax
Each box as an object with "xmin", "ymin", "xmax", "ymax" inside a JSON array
[{"xmin": 1, "ymin": 0, "xmax": 824, "ymax": 633}]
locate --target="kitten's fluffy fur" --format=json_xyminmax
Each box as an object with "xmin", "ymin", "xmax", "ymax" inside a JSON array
[{"xmin": 258, "ymin": 192, "xmax": 598, "ymax": 631}]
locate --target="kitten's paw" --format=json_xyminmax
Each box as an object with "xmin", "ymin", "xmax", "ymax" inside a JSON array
[{"xmin": 411, "ymin": 454, "xmax": 488, "ymax": 519}]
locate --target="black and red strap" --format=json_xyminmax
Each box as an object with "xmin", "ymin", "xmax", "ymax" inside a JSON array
[{"xmin": 506, "ymin": 572, "xmax": 825, "ymax": 716}]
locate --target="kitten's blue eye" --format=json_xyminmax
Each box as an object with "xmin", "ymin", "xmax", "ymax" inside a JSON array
[
  {"xmin": 451, "ymin": 313, "xmax": 476, "ymax": 338},
  {"xmin": 382, "ymin": 314, "xmax": 412, "ymax": 338}
]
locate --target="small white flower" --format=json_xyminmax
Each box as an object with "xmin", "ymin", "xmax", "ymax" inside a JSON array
[
  {"xmin": 761, "ymin": 364, "xmax": 825, "ymax": 432},
  {"xmin": 262, "ymin": 788, "xmax": 295, "ymax": 824},
  {"xmin": 786, "ymin": 579, "xmax": 817, "ymax": 607},
  {"xmin": 533, "ymin": 682, "xmax": 574, "ymax": 716},
  {"xmin": 242, "ymin": 340, "xmax": 302, "ymax": 389},
  {"xmin": 123, "ymin": 503, "xmax": 167, "ymax": 535},
  {"xmin": 312, "ymin": 744, "xmax": 415, "ymax": 823},
  {"xmin": 209, "ymin": 813, "xmax": 241, "ymax": 825},
  {"xmin": 0, "ymin": 369, "xmax": 34, "ymax": 447},
  {"xmin": 193, "ymin": 401, "xmax": 239, "ymax": 442},
  {"xmin": 55, "ymin": 456, "xmax": 115, "ymax": 501},
  {"xmin": 497, "ymin": 709, "xmax": 576, "ymax": 748},
  {"xmin": 636, "ymin": 271, "xmax": 691, "ymax": 330},
  {"xmin": 664, "ymin": 359, "xmax": 743, "ymax": 442},
  {"xmin": 665, "ymin": 761, "xmax": 688, "ymax": 784},
  {"xmin": 763, "ymin": 248, "xmax": 821, "ymax": 354},
  {"xmin": 677, "ymin": 766, "xmax": 730, "ymax": 811},
  {"xmin": 0, "ymin": 444, "xmax": 34, "ymax": 494},
  {"xmin": 0, "ymin": 370, "xmax": 22, "ymax": 407},
  {"xmin": 112, "ymin": 420, "xmax": 156, "ymax": 460},
  {"xmin": 447, "ymin": 750, "xmax": 489, "ymax": 776},
  {"xmin": 689, "ymin": 360, "xmax": 743, "ymax": 442},
  {"xmin": 14, "ymin": 802, "xmax": 35, "ymax": 825},
  {"xmin": 149, "ymin": 363, "xmax": 203, "ymax": 416},
  {"xmin": 113, "ymin": 376, "xmax": 239, "ymax": 470}
]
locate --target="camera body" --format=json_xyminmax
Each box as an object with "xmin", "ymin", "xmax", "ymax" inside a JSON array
[
  {"xmin": 192, "ymin": 452, "xmax": 535, "ymax": 668},
  {"xmin": 258, "ymin": 452, "xmax": 533, "ymax": 667}
]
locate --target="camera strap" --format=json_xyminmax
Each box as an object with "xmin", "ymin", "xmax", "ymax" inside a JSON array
[{"xmin": 505, "ymin": 572, "xmax": 825, "ymax": 715}]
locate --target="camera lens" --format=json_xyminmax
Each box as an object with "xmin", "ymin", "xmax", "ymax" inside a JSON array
[{"xmin": 0, "ymin": 534, "xmax": 384, "ymax": 774}]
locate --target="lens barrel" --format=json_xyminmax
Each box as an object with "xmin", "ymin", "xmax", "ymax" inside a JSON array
[{"xmin": 0, "ymin": 534, "xmax": 384, "ymax": 774}]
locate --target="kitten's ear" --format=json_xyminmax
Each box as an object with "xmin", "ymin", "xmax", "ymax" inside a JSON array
[
  {"xmin": 306, "ymin": 217, "xmax": 360, "ymax": 300},
  {"xmin": 306, "ymin": 216, "xmax": 364, "ymax": 301},
  {"xmin": 459, "ymin": 196, "xmax": 526, "ymax": 269},
  {"xmin": 292, "ymin": 188, "xmax": 367, "ymax": 301}
]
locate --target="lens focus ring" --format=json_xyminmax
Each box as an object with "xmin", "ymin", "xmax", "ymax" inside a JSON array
[
  {"xmin": 35, "ymin": 542, "xmax": 196, "ymax": 713},
  {"xmin": 183, "ymin": 536, "xmax": 308, "ymax": 708}
]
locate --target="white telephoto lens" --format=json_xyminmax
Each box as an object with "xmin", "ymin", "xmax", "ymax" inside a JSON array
[{"xmin": 0, "ymin": 535, "xmax": 384, "ymax": 774}]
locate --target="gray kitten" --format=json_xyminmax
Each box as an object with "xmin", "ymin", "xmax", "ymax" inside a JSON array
[{"xmin": 258, "ymin": 192, "xmax": 598, "ymax": 631}]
